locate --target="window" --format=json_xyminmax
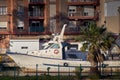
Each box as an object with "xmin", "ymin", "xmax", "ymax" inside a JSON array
[
  {"xmin": 84, "ymin": 12, "xmax": 88, "ymax": 16},
  {"xmin": 17, "ymin": 0, "xmax": 24, "ymax": 16},
  {"xmin": 68, "ymin": 54, "xmax": 77, "ymax": 59},
  {"xmin": 84, "ymin": 6, "xmax": 94, "ymax": 16},
  {"xmin": 17, "ymin": 27, "xmax": 23, "ymax": 30},
  {"xmin": 29, "ymin": 6, "xmax": 44, "ymax": 17},
  {"xmin": 50, "ymin": 44, "xmax": 60, "ymax": 49},
  {"xmin": 43, "ymin": 43, "xmax": 60, "ymax": 49},
  {"xmin": 29, "ymin": 21, "xmax": 44, "ymax": 32},
  {"xmin": 0, "ymin": 22, "xmax": 7, "ymax": 29},
  {"xmin": 68, "ymin": 6, "xmax": 76, "ymax": 16},
  {"xmin": 69, "ymin": 21, "xmax": 77, "ymax": 27},
  {"xmin": 17, "ymin": 19, "xmax": 24, "ymax": 30},
  {"xmin": 17, "ymin": 6, "xmax": 24, "ymax": 16},
  {"xmin": 21, "ymin": 47, "xmax": 28, "ymax": 49},
  {"xmin": 16, "ymin": 0, "xmax": 24, "ymax": 30},
  {"xmin": 69, "ymin": 44, "xmax": 78, "ymax": 50},
  {"xmin": 43, "ymin": 43, "xmax": 54, "ymax": 49},
  {"xmin": 84, "ymin": 21, "xmax": 90, "ymax": 26},
  {"xmin": 0, "ymin": 6, "xmax": 7, "ymax": 15}
]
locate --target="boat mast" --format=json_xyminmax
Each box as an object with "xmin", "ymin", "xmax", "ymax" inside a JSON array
[{"xmin": 53, "ymin": 24, "xmax": 67, "ymax": 42}]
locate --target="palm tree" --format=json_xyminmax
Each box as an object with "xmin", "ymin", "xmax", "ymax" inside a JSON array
[{"xmin": 77, "ymin": 22, "xmax": 115, "ymax": 77}]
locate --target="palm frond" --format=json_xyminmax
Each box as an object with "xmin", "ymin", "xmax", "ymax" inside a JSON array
[{"xmin": 77, "ymin": 22, "xmax": 115, "ymax": 63}]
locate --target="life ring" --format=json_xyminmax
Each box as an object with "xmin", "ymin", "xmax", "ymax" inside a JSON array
[
  {"xmin": 54, "ymin": 49, "xmax": 59, "ymax": 54},
  {"xmin": 63, "ymin": 63, "xmax": 68, "ymax": 67}
]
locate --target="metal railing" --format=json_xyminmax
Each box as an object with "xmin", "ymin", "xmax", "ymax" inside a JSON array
[
  {"xmin": 29, "ymin": 0, "xmax": 44, "ymax": 3},
  {"xmin": 0, "ymin": 64, "xmax": 120, "ymax": 80}
]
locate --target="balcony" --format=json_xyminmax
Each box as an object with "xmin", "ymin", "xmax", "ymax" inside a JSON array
[
  {"xmin": 29, "ymin": 0, "xmax": 45, "ymax": 5},
  {"xmin": 0, "ymin": 31, "xmax": 9, "ymax": 35},
  {"xmin": 29, "ymin": 11, "xmax": 44, "ymax": 16},
  {"xmin": 68, "ymin": 15, "xmax": 98, "ymax": 20},
  {"xmin": 29, "ymin": 12, "xmax": 44, "ymax": 20},
  {"xmin": 12, "ymin": 29, "xmax": 51, "ymax": 35},
  {"xmin": 29, "ymin": 17, "xmax": 44, "ymax": 20},
  {"xmin": 68, "ymin": 0, "xmax": 99, "ymax": 6},
  {"xmin": 29, "ymin": 26, "xmax": 44, "ymax": 32},
  {"xmin": 65, "ymin": 27, "xmax": 81, "ymax": 35},
  {"xmin": 68, "ymin": 12, "xmax": 98, "ymax": 20}
]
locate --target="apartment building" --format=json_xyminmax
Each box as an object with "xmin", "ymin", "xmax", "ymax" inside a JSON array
[
  {"xmin": 104, "ymin": 0, "xmax": 120, "ymax": 35},
  {"xmin": 0, "ymin": 0, "xmax": 100, "ymax": 52},
  {"xmin": 98, "ymin": 0, "xmax": 120, "ymax": 34}
]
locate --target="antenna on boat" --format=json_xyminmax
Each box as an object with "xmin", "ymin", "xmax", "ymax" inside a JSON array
[{"xmin": 53, "ymin": 24, "xmax": 67, "ymax": 42}]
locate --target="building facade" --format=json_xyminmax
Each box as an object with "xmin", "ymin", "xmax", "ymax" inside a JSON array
[{"xmin": 0, "ymin": 0, "xmax": 120, "ymax": 53}]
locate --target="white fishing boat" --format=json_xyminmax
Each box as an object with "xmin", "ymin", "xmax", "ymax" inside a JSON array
[
  {"xmin": 7, "ymin": 24, "xmax": 120, "ymax": 72},
  {"xmin": 7, "ymin": 24, "xmax": 90, "ymax": 72}
]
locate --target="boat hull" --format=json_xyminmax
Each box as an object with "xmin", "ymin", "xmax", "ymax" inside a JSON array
[
  {"xmin": 7, "ymin": 53, "xmax": 90, "ymax": 72},
  {"xmin": 7, "ymin": 53, "xmax": 120, "ymax": 72}
]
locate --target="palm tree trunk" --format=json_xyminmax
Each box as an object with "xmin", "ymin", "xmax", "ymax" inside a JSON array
[{"xmin": 89, "ymin": 61, "xmax": 100, "ymax": 79}]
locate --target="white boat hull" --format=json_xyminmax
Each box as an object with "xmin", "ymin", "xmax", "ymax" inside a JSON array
[
  {"xmin": 7, "ymin": 53, "xmax": 120, "ymax": 72},
  {"xmin": 7, "ymin": 53, "xmax": 91, "ymax": 72}
]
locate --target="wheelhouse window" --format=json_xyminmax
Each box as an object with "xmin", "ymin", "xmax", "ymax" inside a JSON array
[
  {"xmin": 50, "ymin": 44, "xmax": 60, "ymax": 49},
  {"xmin": 43, "ymin": 43, "xmax": 60, "ymax": 49},
  {"xmin": 68, "ymin": 54, "xmax": 77, "ymax": 59},
  {"xmin": 43, "ymin": 43, "xmax": 53, "ymax": 49}
]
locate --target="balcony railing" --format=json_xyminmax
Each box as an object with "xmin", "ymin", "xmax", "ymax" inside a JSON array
[
  {"xmin": 68, "ymin": 12, "xmax": 99, "ymax": 20},
  {"xmin": 66, "ymin": 27, "xmax": 80, "ymax": 32},
  {"xmin": 29, "ymin": 0, "xmax": 44, "ymax": 3},
  {"xmin": 0, "ymin": 31, "xmax": 9, "ymax": 35},
  {"xmin": 29, "ymin": 0, "xmax": 45, "ymax": 5},
  {"xmin": 29, "ymin": 12, "xmax": 44, "ymax": 17},
  {"xmin": 68, "ymin": 0, "xmax": 96, "ymax": 2},
  {"xmin": 12, "ymin": 26, "xmax": 85, "ymax": 35},
  {"xmin": 29, "ymin": 26, "xmax": 44, "ymax": 33},
  {"xmin": 68, "ymin": 0, "xmax": 98, "ymax": 5},
  {"xmin": 68, "ymin": 12, "xmax": 94, "ymax": 16},
  {"xmin": 53, "ymin": 26, "xmax": 82, "ymax": 35}
]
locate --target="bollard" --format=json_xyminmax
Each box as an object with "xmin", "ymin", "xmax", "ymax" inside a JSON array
[
  {"xmin": 79, "ymin": 64, "xmax": 82, "ymax": 79},
  {"xmin": 68, "ymin": 67, "xmax": 70, "ymax": 80},
  {"xmin": 111, "ymin": 67, "xmax": 112, "ymax": 76},
  {"xmin": 36, "ymin": 64, "xmax": 38, "ymax": 80},
  {"xmin": 14, "ymin": 64, "xmax": 16, "ymax": 80},
  {"xmin": 58, "ymin": 64, "xmax": 60, "ymax": 80},
  {"xmin": 47, "ymin": 67, "xmax": 50, "ymax": 75}
]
